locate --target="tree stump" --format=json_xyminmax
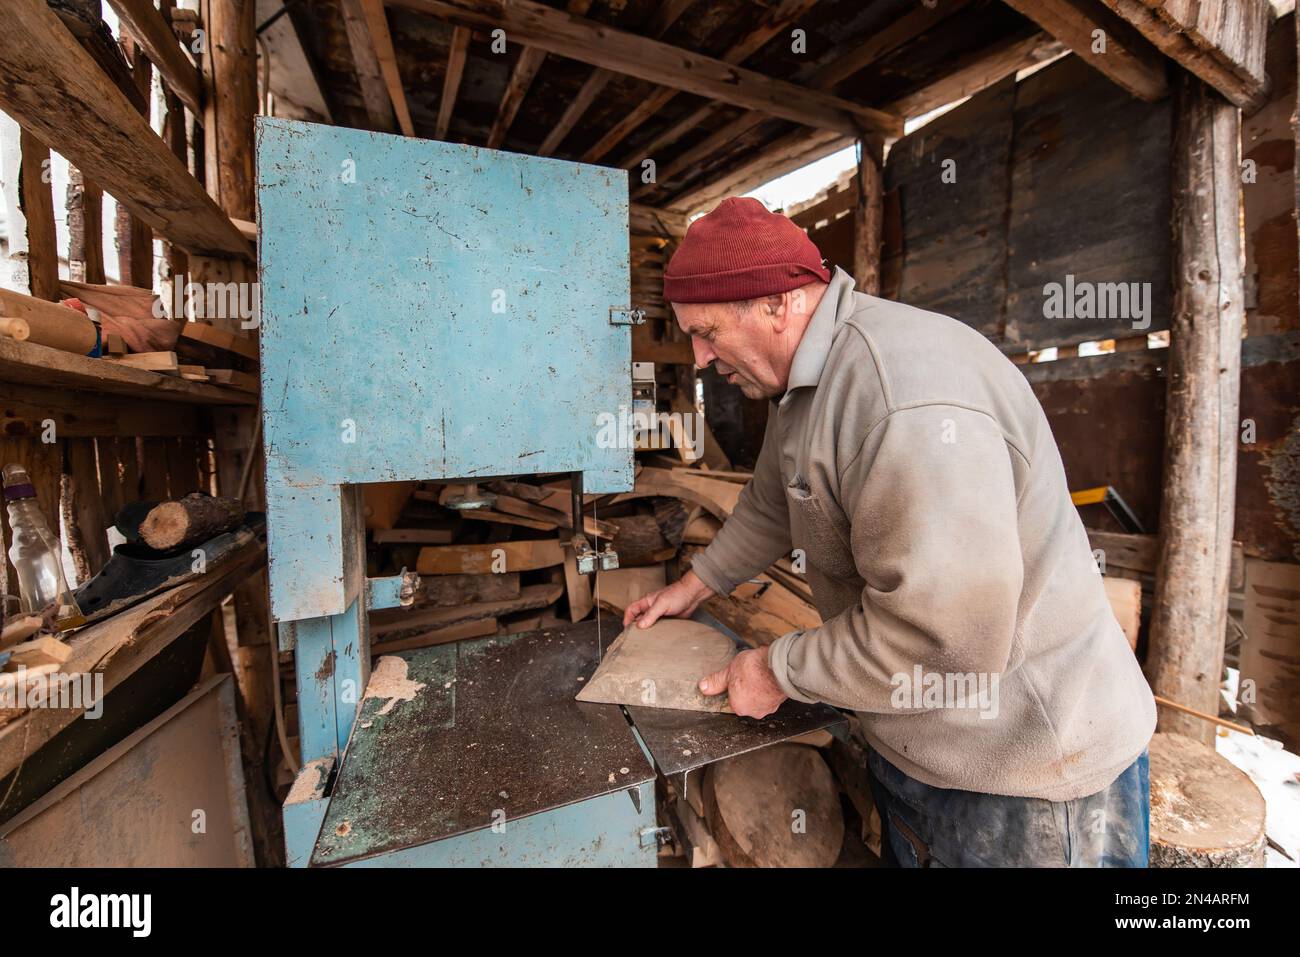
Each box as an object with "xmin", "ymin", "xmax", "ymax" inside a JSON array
[
  {"xmin": 1149, "ymin": 732, "xmax": 1266, "ymax": 868},
  {"xmin": 704, "ymin": 743, "xmax": 844, "ymax": 867}
]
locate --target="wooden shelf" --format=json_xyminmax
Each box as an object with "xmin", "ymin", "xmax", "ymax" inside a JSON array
[
  {"xmin": 0, "ymin": 536, "xmax": 266, "ymax": 780},
  {"xmin": 0, "ymin": 337, "xmax": 255, "ymax": 406}
]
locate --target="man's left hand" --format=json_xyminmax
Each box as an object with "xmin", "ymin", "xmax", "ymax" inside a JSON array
[{"xmin": 699, "ymin": 646, "xmax": 787, "ymax": 719}]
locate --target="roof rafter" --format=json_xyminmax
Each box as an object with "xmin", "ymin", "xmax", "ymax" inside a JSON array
[{"xmin": 387, "ymin": 0, "xmax": 902, "ymax": 141}]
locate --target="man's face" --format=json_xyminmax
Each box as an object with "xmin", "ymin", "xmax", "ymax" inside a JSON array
[{"xmin": 673, "ymin": 297, "xmax": 786, "ymax": 400}]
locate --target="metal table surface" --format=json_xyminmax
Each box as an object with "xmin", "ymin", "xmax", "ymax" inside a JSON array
[
  {"xmin": 312, "ymin": 619, "xmax": 654, "ymax": 866},
  {"xmin": 620, "ymin": 608, "xmax": 846, "ymax": 776},
  {"xmin": 626, "ymin": 699, "xmax": 846, "ymax": 777}
]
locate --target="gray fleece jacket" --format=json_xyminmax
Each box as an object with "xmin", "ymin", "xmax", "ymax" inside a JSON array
[{"xmin": 690, "ymin": 267, "xmax": 1156, "ymax": 801}]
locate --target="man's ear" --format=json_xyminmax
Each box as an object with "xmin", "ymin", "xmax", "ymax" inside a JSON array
[{"xmin": 766, "ymin": 293, "xmax": 790, "ymax": 332}]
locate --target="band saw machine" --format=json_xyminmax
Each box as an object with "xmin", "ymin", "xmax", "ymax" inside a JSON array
[{"xmin": 256, "ymin": 118, "xmax": 842, "ymax": 867}]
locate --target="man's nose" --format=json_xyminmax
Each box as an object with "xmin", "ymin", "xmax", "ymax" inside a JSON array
[{"xmin": 692, "ymin": 337, "xmax": 715, "ymax": 369}]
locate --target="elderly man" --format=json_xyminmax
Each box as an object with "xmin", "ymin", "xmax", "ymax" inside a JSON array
[{"xmin": 623, "ymin": 197, "xmax": 1155, "ymax": 867}]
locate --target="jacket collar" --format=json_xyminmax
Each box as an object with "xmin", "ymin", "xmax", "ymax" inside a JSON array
[{"xmin": 785, "ymin": 266, "xmax": 857, "ymax": 395}]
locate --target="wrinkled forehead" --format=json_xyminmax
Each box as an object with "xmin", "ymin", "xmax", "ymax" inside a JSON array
[{"xmin": 670, "ymin": 300, "xmax": 747, "ymax": 335}]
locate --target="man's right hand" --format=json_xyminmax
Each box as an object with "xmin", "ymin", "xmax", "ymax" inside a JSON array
[{"xmin": 622, "ymin": 570, "xmax": 715, "ymax": 629}]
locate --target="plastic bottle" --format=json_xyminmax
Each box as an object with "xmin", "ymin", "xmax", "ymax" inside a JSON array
[{"xmin": 3, "ymin": 463, "xmax": 84, "ymax": 630}]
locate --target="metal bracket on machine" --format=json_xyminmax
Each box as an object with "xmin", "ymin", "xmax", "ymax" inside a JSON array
[
  {"xmin": 570, "ymin": 470, "xmax": 618, "ymax": 576},
  {"xmin": 572, "ymin": 532, "xmax": 619, "ymax": 576},
  {"xmin": 609, "ymin": 307, "xmax": 646, "ymax": 326}
]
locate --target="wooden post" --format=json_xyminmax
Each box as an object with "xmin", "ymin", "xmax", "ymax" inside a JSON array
[
  {"xmin": 1147, "ymin": 75, "xmax": 1245, "ymax": 744},
  {"xmin": 18, "ymin": 129, "xmax": 60, "ymax": 302},
  {"xmin": 202, "ymin": 0, "xmax": 257, "ymax": 221},
  {"xmin": 199, "ymin": 0, "xmax": 280, "ymax": 865},
  {"xmin": 852, "ymin": 137, "xmax": 884, "ymax": 295},
  {"xmin": 66, "ymin": 167, "xmax": 106, "ymax": 284},
  {"xmin": 114, "ymin": 34, "xmax": 155, "ymax": 288}
]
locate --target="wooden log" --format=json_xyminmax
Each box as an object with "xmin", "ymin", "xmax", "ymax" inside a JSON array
[
  {"xmin": 852, "ymin": 137, "xmax": 884, "ymax": 295},
  {"xmin": 138, "ymin": 493, "xmax": 244, "ymax": 551},
  {"xmin": 0, "ymin": 319, "xmax": 30, "ymax": 341},
  {"xmin": 1148, "ymin": 74, "xmax": 1245, "ymax": 745},
  {"xmin": 704, "ymin": 743, "xmax": 844, "ymax": 868},
  {"xmin": 415, "ymin": 572, "xmax": 520, "ymax": 607},
  {"xmin": 1148, "ymin": 732, "xmax": 1266, "ymax": 867},
  {"xmin": 609, "ymin": 513, "xmax": 670, "ymax": 566},
  {"xmin": 0, "ymin": 289, "xmax": 98, "ymax": 354}
]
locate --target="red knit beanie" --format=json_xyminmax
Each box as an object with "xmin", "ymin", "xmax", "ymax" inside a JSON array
[{"xmin": 663, "ymin": 197, "xmax": 830, "ymax": 304}]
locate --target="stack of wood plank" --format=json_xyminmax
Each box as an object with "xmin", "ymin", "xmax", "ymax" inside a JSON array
[{"xmin": 361, "ymin": 456, "xmax": 827, "ymax": 658}]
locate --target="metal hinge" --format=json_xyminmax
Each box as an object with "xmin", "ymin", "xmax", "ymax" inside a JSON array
[
  {"xmin": 609, "ymin": 307, "xmax": 646, "ymax": 326},
  {"xmin": 639, "ymin": 825, "xmax": 672, "ymax": 849}
]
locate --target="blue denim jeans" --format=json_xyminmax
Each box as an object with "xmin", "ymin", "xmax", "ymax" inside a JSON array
[{"xmin": 865, "ymin": 747, "xmax": 1150, "ymax": 867}]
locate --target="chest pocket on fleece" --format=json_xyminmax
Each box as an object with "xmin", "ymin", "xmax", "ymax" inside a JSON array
[{"xmin": 784, "ymin": 474, "xmax": 856, "ymax": 579}]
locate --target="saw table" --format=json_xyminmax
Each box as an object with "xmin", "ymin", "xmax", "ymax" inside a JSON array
[{"xmin": 257, "ymin": 119, "xmax": 843, "ymax": 867}]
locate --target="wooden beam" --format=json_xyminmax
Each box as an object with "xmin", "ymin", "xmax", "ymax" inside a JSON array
[
  {"xmin": 0, "ymin": 0, "xmax": 249, "ymax": 257},
  {"xmin": 358, "ymin": 0, "xmax": 415, "ymax": 135},
  {"xmin": 106, "ymin": 0, "xmax": 203, "ymax": 115},
  {"xmin": 1002, "ymin": 0, "xmax": 1168, "ymax": 100},
  {"xmin": 537, "ymin": 0, "xmax": 696, "ymax": 157},
  {"xmin": 636, "ymin": 0, "xmax": 950, "ymax": 172},
  {"xmin": 664, "ymin": 32, "xmax": 1063, "ymax": 214},
  {"xmin": 593, "ymin": 0, "xmax": 821, "ymax": 164},
  {"xmin": 487, "ymin": 0, "xmax": 592, "ymax": 149},
  {"xmin": 389, "ymin": 0, "xmax": 902, "ymax": 139},
  {"xmin": 487, "ymin": 48, "xmax": 545, "ymax": 148},
  {"xmin": 435, "ymin": 25, "xmax": 470, "ymax": 139},
  {"xmin": 1147, "ymin": 73, "xmax": 1245, "ymax": 745},
  {"xmin": 340, "ymin": 0, "xmax": 399, "ymax": 131},
  {"xmin": 642, "ymin": 0, "xmax": 971, "ymax": 199},
  {"xmin": 1098, "ymin": 0, "xmax": 1271, "ymax": 109}
]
